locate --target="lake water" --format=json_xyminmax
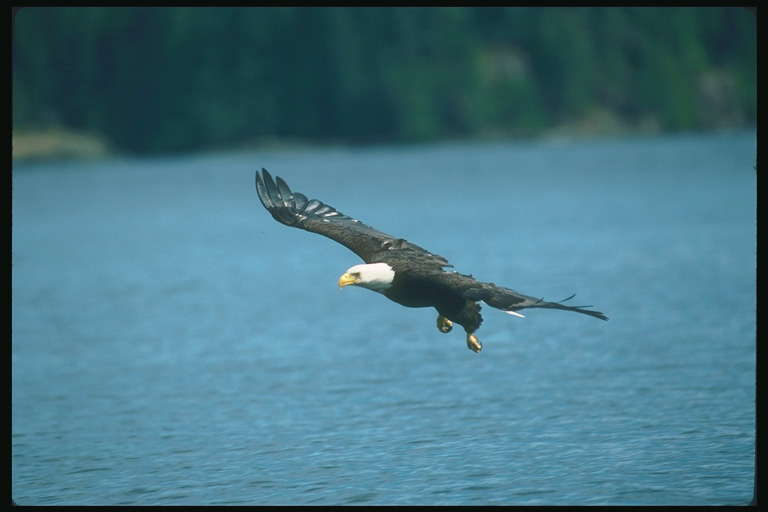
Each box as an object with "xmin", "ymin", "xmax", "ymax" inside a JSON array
[{"xmin": 12, "ymin": 132, "xmax": 756, "ymax": 505}]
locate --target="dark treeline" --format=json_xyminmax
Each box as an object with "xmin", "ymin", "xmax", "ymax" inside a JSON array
[{"xmin": 12, "ymin": 7, "xmax": 755, "ymax": 154}]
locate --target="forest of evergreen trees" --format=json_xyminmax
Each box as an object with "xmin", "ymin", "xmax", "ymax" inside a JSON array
[{"xmin": 12, "ymin": 7, "xmax": 756, "ymax": 155}]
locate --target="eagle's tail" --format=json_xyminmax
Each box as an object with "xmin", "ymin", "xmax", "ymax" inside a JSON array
[{"xmin": 464, "ymin": 285, "xmax": 608, "ymax": 321}]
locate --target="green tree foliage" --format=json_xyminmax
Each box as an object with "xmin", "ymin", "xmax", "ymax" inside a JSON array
[{"xmin": 12, "ymin": 7, "xmax": 755, "ymax": 154}]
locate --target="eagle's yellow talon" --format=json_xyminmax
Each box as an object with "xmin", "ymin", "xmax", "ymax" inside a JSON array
[
  {"xmin": 436, "ymin": 315, "xmax": 453, "ymax": 333},
  {"xmin": 467, "ymin": 334, "xmax": 482, "ymax": 353}
]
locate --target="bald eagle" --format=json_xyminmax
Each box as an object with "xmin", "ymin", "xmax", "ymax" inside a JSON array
[{"xmin": 255, "ymin": 169, "xmax": 607, "ymax": 352}]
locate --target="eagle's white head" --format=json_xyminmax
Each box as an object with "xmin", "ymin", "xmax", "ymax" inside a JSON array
[{"xmin": 338, "ymin": 263, "xmax": 395, "ymax": 293}]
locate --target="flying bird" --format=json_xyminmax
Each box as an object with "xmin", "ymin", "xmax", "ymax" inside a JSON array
[{"xmin": 255, "ymin": 169, "xmax": 607, "ymax": 352}]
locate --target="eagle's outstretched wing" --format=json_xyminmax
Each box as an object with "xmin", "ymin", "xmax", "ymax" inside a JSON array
[
  {"xmin": 463, "ymin": 282, "xmax": 609, "ymax": 320},
  {"xmin": 256, "ymin": 169, "xmax": 451, "ymax": 269}
]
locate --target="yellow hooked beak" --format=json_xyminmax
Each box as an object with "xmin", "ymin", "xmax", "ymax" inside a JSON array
[{"xmin": 338, "ymin": 272, "xmax": 361, "ymax": 288}]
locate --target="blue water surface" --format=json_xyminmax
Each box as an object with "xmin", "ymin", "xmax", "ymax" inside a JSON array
[{"xmin": 12, "ymin": 132, "xmax": 756, "ymax": 505}]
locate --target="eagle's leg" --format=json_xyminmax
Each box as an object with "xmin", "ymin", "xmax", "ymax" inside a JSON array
[
  {"xmin": 436, "ymin": 314, "xmax": 453, "ymax": 333},
  {"xmin": 466, "ymin": 333, "xmax": 482, "ymax": 353}
]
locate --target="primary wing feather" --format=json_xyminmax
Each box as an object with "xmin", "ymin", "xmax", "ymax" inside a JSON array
[{"xmin": 256, "ymin": 168, "xmax": 451, "ymax": 268}]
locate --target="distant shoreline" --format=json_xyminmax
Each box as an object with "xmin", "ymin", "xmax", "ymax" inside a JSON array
[
  {"xmin": 11, "ymin": 119, "xmax": 754, "ymax": 163},
  {"xmin": 12, "ymin": 128, "xmax": 111, "ymax": 162}
]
